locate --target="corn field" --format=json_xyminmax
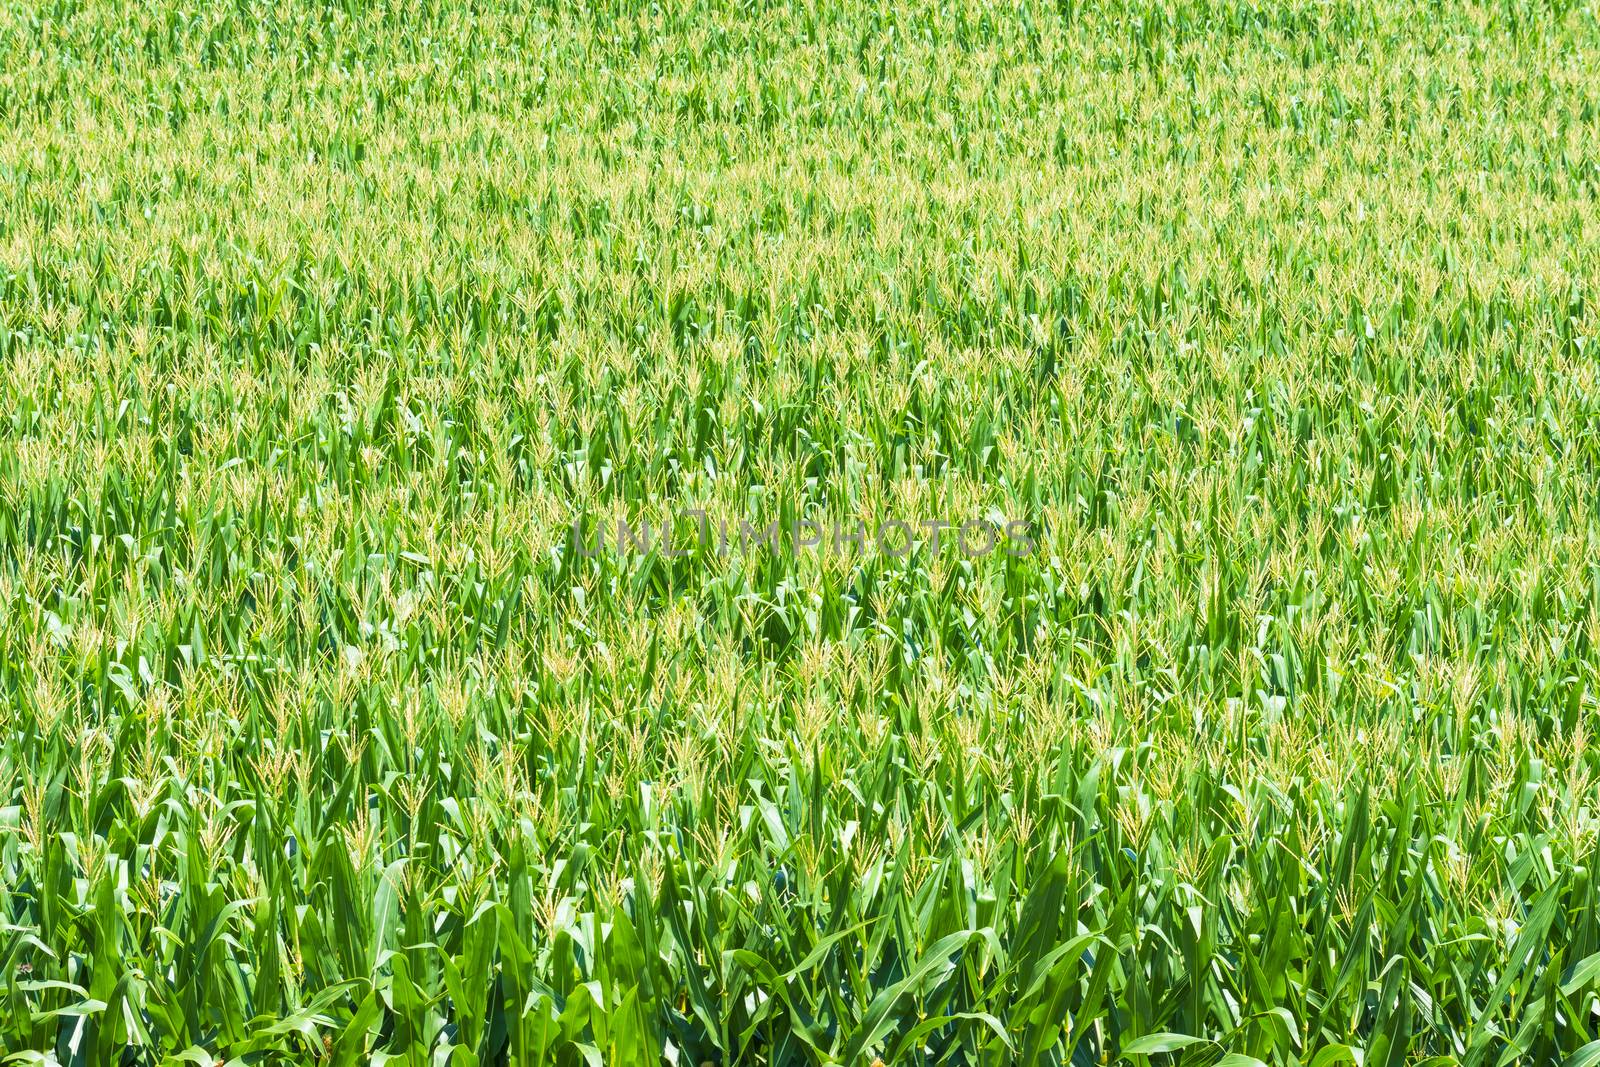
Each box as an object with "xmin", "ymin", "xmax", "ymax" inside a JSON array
[{"xmin": 3, "ymin": 0, "xmax": 1600, "ymax": 1063}]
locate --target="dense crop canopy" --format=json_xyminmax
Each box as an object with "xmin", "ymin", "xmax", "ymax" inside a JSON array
[{"xmin": 3, "ymin": 0, "xmax": 1600, "ymax": 1062}]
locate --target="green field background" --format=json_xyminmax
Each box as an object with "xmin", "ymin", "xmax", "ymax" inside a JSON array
[{"xmin": 3, "ymin": 0, "xmax": 1600, "ymax": 1062}]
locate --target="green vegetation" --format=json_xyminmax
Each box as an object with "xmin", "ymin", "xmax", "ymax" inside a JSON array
[{"xmin": 3, "ymin": 0, "xmax": 1600, "ymax": 1062}]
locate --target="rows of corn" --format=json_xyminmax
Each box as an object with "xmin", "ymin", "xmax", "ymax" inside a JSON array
[{"xmin": 3, "ymin": 0, "xmax": 1600, "ymax": 1063}]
